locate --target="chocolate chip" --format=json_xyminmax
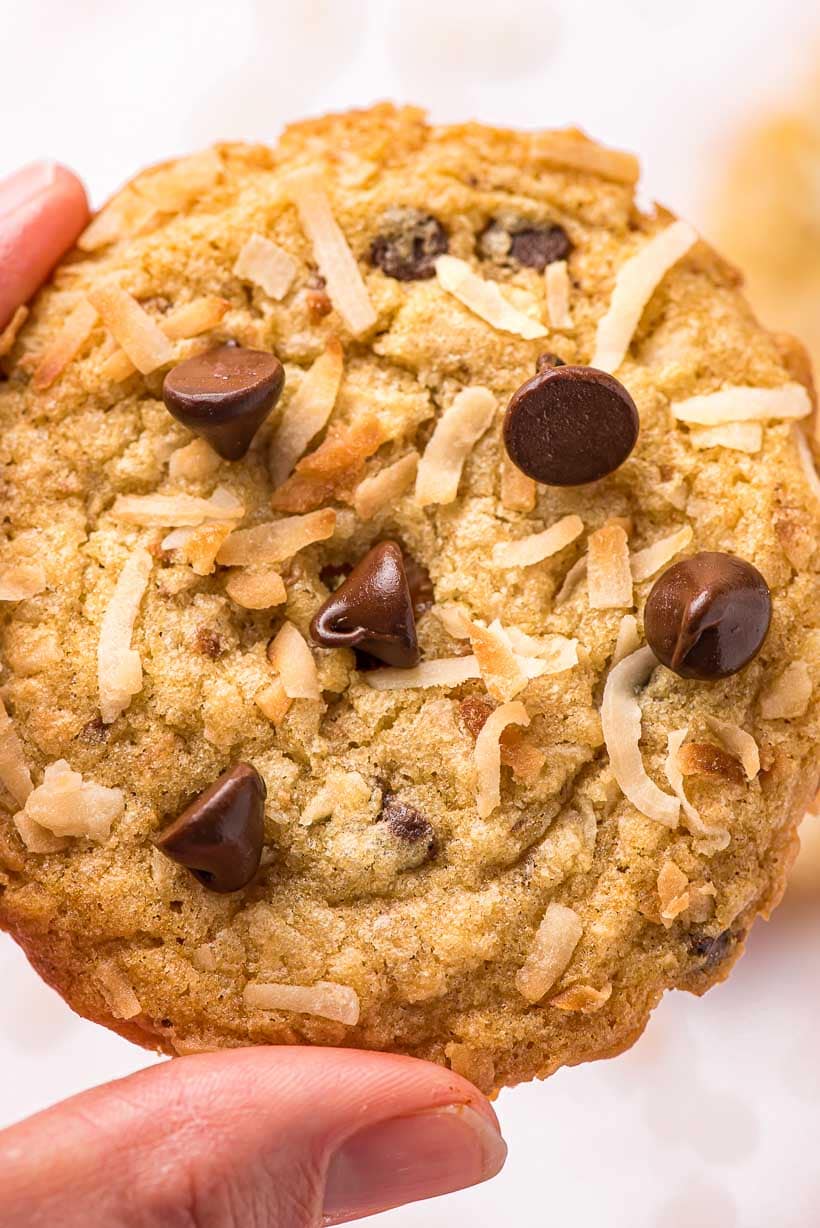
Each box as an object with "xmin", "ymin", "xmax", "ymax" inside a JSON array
[
  {"xmin": 535, "ymin": 352, "xmax": 566, "ymax": 372},
  {"xmin": 77, "ymin": 715, "xmax": 108, "ymax": 745},
  {"xmin": 503, "ymin": 364, "xmax": 639, "ymax": 486},
  {"xmin": 370, "ymin": 208, "xmax": 449, "ymax": 280},
  {"xmin": 154, "ymin": 762, "xmax": 266, "ymax": 893},
  {"xmin": 479, "ymin": 216, "xmax": 571, "ymax": 271},
  {"xmin": 162, "ymin": 345, "xmax": 284, "ymax": 461},
  {"xmin": 644, "ymin": 552, "xmax": 771, "ymax": 681},
  {"xmin": 379, "ymin": 794, "xmax": 437, "ymax": 855},
  {"xmin": 687, "ymin": 929, "xmax": 735, "ymax": 972},
  {"xmin": 401, "ymin": 551, "xmax": 434, "ymax": 618},
  {"xmin": 311, "ymin": 541, "xmax": 419, "ymax": 668}
]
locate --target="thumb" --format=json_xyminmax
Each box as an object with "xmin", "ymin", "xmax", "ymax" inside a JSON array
[{"xmin": 0, "ymin": 1047, "xmax": 507, "ymax": 1228}]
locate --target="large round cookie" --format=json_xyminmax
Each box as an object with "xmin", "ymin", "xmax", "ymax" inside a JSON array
[{"xmin": 0, "ymin": 105, "xmax": 817, "ymax": 1091}]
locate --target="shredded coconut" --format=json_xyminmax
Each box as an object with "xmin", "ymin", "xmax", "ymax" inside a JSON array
[
  {"xmin": 234, "ymin": 233, "xmax": 298, "ymax": 301},
  {"xmin": 588, "ymin": 522, "xmax": 633, "ymax": 609},
  {"xmin": 112, "ymin": 488, "xmax": 243, "ymax": 527},
  {"xmin": 0, "ymin": 697, "xmax": 33, "ymax": 808},
  {"xmin": 0, "ymin": 305, "xmax": 28, "ymax": 358},
  {"xmin": 95, "ymin": 961, "xmax": 142, "ymax": 1020},
  {"xmin": 162, "ymin": 296, "xmax": 230, "ymax": 340},
  {"xmin": 630, "ymin": 524, "xmax": 693, "ymax": 582},
  {"xmin": 611, "ymin": 614, "xmax": 641, "ymax": 667},
  {"xmin": 435, "ymin": 254, "xmax": 547, "ymax": 339},
  {"xmin": 15, "ymin": 759, "xmax": 124, "ymax": 843},
  {"xmin": 550, "ymin": 983, "xmax": 612, "ymax": 1013},
  {"xmin": 672, "ymin": 383, "xmax": 812, "ymax": 425},
  {"xmin": 705, "ymin": 717, "xmax": 760, "ymax": 780},
  {"xmin": 244, "ymin": 979, "xmax": 360, "ymax": 1025},
  {"xmin": 225, "ymin": 568, "xmax": 287, "ymax": 610},
  {"xmin": 592, "ymin": 221, "xmax": 697, "ymax": 373},
  {"xmin": 760, "ymin": 660, "xmax": 813, "ymax": 720},
  {"xmin": 657, "ymin": 860, "xmax": 690, "ymax": 926},
  {"xmin": 503, "ymin": 628, "xmax": 579, "ymax": 672},
  {"xmin": 366, "ymin": 656, "xmax": 482, "ymax": 691},
  {"xmin": 269, "ymin": 338, "xmax": 344, "ymax": 487},
  {"xmin": 529, "ymin": 130, "xmax": 639, "ymax": 184},
  {"xmin": 267, "ymin": 622, "xmax": 320, "ymax": 700},
  {"xmin": 475, "ymin": 700, "xmax": 530, "ymax": 818},
  {"xmin": 353, "ymin": 451, "xmax": 419, "ymax": 520},
  {"xmin": 545, "ymin": 259, "xmax": 573, "ymax": 329},
  {"xmin": 415, "ymin": 386, "xmax": 497, "ymax": 506},
  {"xmin": 78, "ymin": 188, "xmax": 160, "ymax": 252},
  {"xmin": 601, "ymin": 646, "xmax": 680, "ymax": 827},
  {"xmin": 254, "ymin": 677, "xmax": 292, "ymax": 725},
  {"xmin": 665, "ymin": 727, "xmax": 730, "ymax": 848},
  {"xmin": 469, "ymin": 621, "xmax": 537, "ymax": 702},
  {"xmin": 515, "ymin": 903, "xmax": 584, "ymax": 1003},
  {"xmin": 287, "ymin": 167, "xmax": 376, "ymax": 336},
  {"xmin": 688, "ymin": 422, "xmax": 763, "ymax": 453},
  {"xmin": 31, "ymin": 299, "xmax": 98, "ymax": 390},
  {"xmin": 0, "ymin": 562, "xmax": 46, "ymax": 602},
  {"xmin": 216, "ymin": 508, "xmax": 335, "ymax": 566},
  {"xmin": 554, "ymin": 555, "xmax": 587, "ymax": 606},
  {"xmin": 86, "ymin": 282, "xmax": 173, "ymax": 374},
  {"xmin": 491, "ymin": 514, "xmax": 583, "ymax": 569},
  {"xmin": 98, "ymin": 546, "xmax": 152, "ymax": 724},
  {"xmin": 168, "ymin": 438, "xmax": 221, "ymax": 482}
]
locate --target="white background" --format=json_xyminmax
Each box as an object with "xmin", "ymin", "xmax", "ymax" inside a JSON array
[{"xmin": 1, "ymin": 2, "xmax": 820, "ymax": 1225}]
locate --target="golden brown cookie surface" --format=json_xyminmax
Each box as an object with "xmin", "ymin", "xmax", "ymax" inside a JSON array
[{"xmin": 0, "ymin": 105, "xmax": 818, "ymax": 1090}]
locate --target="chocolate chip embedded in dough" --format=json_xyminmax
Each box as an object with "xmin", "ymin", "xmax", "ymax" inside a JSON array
[
  {"xmin": 310, "ymin": 541, "xmax": 419, "ymax": 668},
  {"xmin": 370, "ymin": 208, "xmax": 449, "ymax": 280}
]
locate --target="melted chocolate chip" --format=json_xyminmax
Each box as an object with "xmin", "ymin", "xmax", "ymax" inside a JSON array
[
  {"xmin": 479, "ymin": 217, "xmax": 571, "ymax": 271},
  {"xmin": 162, "ymin": 345, "xmax": 284, "ymax": 461},
  {"xmin": 379, "ymin": 794, "xmax": 437, "ymax": 855},
  {"xmin": 503, "ymin": 364, "xmax": 639, "ymax": 486},
  {"xmin": 688, "ymin": 929, "xmax": 735, "ymax": 972},
  {"xmin": 311, "ymin": 541, "xmax": 419, "ymax": 668},
  {"xmin": 370, "ymin": 208, "xmax": 449, "ymax": 280},
  {"xmin": 644, "ymin": 552, "xmax": 771, "ymax": 681},
  {"xmin": 154, "ymin": 762, "xmax": 266, "ymax": 893}
]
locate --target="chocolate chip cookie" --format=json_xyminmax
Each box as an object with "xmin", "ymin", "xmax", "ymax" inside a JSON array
[{"xmin": 0, "ymin": 105, "xmax": 818, "ymax": 1091}]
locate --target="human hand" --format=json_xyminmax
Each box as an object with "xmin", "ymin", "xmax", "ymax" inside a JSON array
[{"xmin": 0, "ymin": 163, "xmax": 507, "ymax": 1227}]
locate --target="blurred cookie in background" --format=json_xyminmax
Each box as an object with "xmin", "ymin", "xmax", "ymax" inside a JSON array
[{"xmin": 790, "ymin": 801, "xmax": 820, "ymax": 897}]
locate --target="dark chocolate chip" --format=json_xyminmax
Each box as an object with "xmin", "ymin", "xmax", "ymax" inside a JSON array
[
  {"xmin": 311, "ymin": 541, "xmax": 419, "ymax": 668},
  {"xmin": 401, "ymin": 551, "xmax": 434, "ymax": 618},
  {"xmin": 644, "ymin": 552, "xmax": 771, "ymax": 681},
  {"xmin": 162, "ymin": 345, "xmax": 284, "ymax": 461},
  {"xmin": 370, "ymin": 208, "xmax": 449, "ymax": 280},
  {"xmin": 154, "ymin": 762, "xmax": 266, "ymax": 893},
  {"xmin": 687, "ymin": 929, "xmax": 735, "ymax": 972},
  {"xmin": 379, "ymin": 794, "xmax": 437, "ymax": 856},
  {"xmin": 479, "ymin": 217, "xmax": 571, "ymax": 271},
  {"xmin": 535, "ymin": 352, "xmax": 566, "ymax": 372},
  {"xmin": 503, "ymin": 364, "xmax": 639, "ymax": 486}
]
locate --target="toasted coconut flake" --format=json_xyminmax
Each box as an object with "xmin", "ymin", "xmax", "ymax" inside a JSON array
[
  {"xmin": 0, "ymin": 697, "xmax": 33, "ymax": 808},
  {"xmin": 530, "ymin": 130, "xmax": 639, "ymax": 184},
  {"xmin": 760, "ymin": 660, "xmax": 813, "ymax": 720},
  {"xmin": 500, "ymin": 453, "xmax": 536, "ymax": 511},
  {"xmin": 31, "ymin": 299, "xmax": 98, "ymax": 389},
  {"xmin": 545, "ymin": 260, "xmax": 573, "ymax": 329},
  {"xmin": 296, "ymin": 415, "xmax": 385, "ymax": 479},
  {"xmin": 217, "ymin": 508, "xmax": 335, "ymax": 566},
  {"xmin": 0, "ymin": 562, "xmax": 46, "ymax": 602},
  {"xmin": 78, "ymin": 189, "xmax": 160, "ymax": 251},
  {"xmin": 550, "ymin": 982, "xmax": 612, "ymax": 1013},
  {"xmin": 95, "ymin": 961, "xmax": 142, "ymax": 1020},
  {"xmin": 135, "ymin": 148, "xmax": 222, "ymax": 211},
  {"xmin": 657, "ymin": 860, "xmax": 690, "ymax": 926},
  {"xmin": 503, "ymin": 627, "xmax": 579, "ymax": 672},
  {"xmin": 630, "ymin": 524, "xmax": 693, "ymax": 582},
  {"xmin": 687, "ymin": 880, "xmax": 717, "ymax": 924},
  {"xmin": 554, "ymin": 555, "xmax": 587, "ymax": 606},
  {"xmin": 98, "ymin": 546, "xmax": 152, "ymax": 724},
  {"xmin": 268, "ymin": 622, "xmax": 320, "ymax": 700},
  {"xmin": 184, "ymin": 523, "xmax": 233, "ymax": 576},
  {"xmin": 86, "ymin": 283, "xmax": 173, "ymax": 374},
  {"xmin": 459, "ymin": 696, "xmax": 545, "ymax": 783},
  {"xmin": 415, "ymin": 386, "xmax": 497, "ymax": 506},
  {"xmin": 588, "ymin": 521, "xmax": 633, "ymax": 609},
  {"xmin": 705, "ymin": 717, "xmax": 760, "ymax": 780},
  {"xmin": 612, "ymin": 614, "xmax": 641, "ymax": 667},
  {"xmin": 677, "ymin": 741, "xmax": 746, "ymax": 786},
  {"xmin": 601, "ymin": 646, "xmax": 680, "ymax": 827},
  {"xmin": 99, "ymin": 348, "xmax": 138, "ymax": 383},
  {"xmin": 225, "ymin": 568, "xmax": 287, "ymax": 610},
  {"xmin": 433, "ymin": 603, "xmax": 472, "ymax": 639},
  {"xmin": 688, "ymin": 422, "xmax": 763, "ymax": 454},
  {"xmin": 491, "ymin": 514, "xmax": 583, "ymax": 569},
  {"xmin": 672, "ymin": 383, "xmax": 812, "ymax": 425},
  {"xmin": 354, "ymin": 451, "xmax": 419, "ymax": 520},
  {"xmin": 664, "ymin": 727, "xmax": 729, "ymax": 847},
  {"xmin": 234, "ymin": 233, "xmax": 298, "ymax": 301},
  {"xmin": 168, "ymin": 438, "xmax": 221, "ymax": 482},
  {"xmin": 0, "ymin": 306, "xmax": 28, "ymax": 358},
  {"xmin": 112, "ymin": 488, "xmax": 243, "ymax": 528},
  {"xmin": 15, "ymin": 759, "xmax": 124, "ymax": 843},
  {"xmin": 162, "ymin": 296, "xmax": 230, "ymax": 340},
  {"xmin": 269, "ymin": 338, "xmax": 344, "ymax": 487},
  {"xmin": 244, "ymin": 979, "xmax": 359, "ymax": 1025},
  {"xmin": 469, "ymin": 621, "xmax": 531, "ymax": 702},
  {"xmin": 366, "ymin": 656, "xmax": 482, "ymax": 691},
  {"xmin": 592, "ymin": 221, "xmax": 697, "ymax": 373},
  {"xmin": 793, "ymin": 426, "xmax": 820, "ymax": 503},
  {"xmin": 435, "ymin": 255, "xmax": 547, "ymax": 339},
  {"xmin": 255, "ymin": 677, "xmax": 292, "ymax": 725},
  {"xmin": 287, "ymin": 167, "xmax": 376, "ymax": 336},
  {"xmin": 515, "ymin": 903, "xmax": 583, "ymax": 1004},
  {"xmin": 475, "ymin": 700, "xmax": 530, "ymax": 818}
]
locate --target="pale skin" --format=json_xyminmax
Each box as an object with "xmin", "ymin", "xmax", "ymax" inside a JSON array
[{"xmin": 0, "ymin": 163, "xmax": 507, "ymax": 1227}]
